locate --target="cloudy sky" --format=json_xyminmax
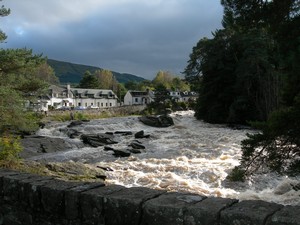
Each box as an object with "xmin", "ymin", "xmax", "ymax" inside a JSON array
[{"xmin": 1, "ymin": 0, "xmax": 223, "ymax": 79}]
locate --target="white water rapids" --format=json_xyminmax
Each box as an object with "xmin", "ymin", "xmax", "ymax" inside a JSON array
[{"xmin": 34, "ymin": 110, "xmax": 299, "ymax": 206}]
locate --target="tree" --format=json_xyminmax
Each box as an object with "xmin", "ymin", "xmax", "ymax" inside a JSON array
[
  {"xmin": 152, "ymin": 71, "xmax": 174, "ymax": 89},
  {"xmin": 0, "ymin": 87, "xmax": 39, "ymax": 135},
  {"xmin": 0, "ymin": 48, "xmax": 48, "ymax": 97},
  {"xmin": 78, "ymin": 71, "xmax": 99, "ymax": 89},
  {"xmin": 34, "ymin": 63, "xmax": 59, "ymax": 85},
  {"xmin": 185, "ymin": 0, "xmax": 300, "ymax": 178},
  {"xmin": 0, "ymin": 0, "xmax": 10, "ymax": 43},
  {"xmin": 94, "ymin": 69, "xmax": 118, "ymax": 91}
]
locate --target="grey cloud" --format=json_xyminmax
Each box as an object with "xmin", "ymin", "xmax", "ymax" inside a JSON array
[{"xmin": 1, "ymin": 0, "xmax": 223, "ymax": 79}]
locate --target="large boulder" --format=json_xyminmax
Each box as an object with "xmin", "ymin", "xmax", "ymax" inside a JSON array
[
  {"xmin": 44, "ymin": 161, "xmax": 106, "ymax": 181},
  {"xmin": 134, "ymin": 130, "xmax": 150, "ymax": 139},
  {"xmin": 138, "ymin": 115, "xmax": 174, "ymax": 127},
  {"xmin": 81, "ymin": 133, "xmax": 118, "ymax": 147},
  {"xmin": 20, "ymin": 135, "xmax": 74, "ymax": 158}
]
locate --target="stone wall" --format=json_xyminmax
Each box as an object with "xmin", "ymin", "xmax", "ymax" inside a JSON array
[
  {"xmin": 0, "ymin": 169, "xmax": 299, "ymax": 225},
  {"xmin": 48, "ymin": 105, "xmax": 147, "ymax": 117}
]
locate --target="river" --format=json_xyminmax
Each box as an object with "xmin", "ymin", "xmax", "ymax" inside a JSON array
[{"xmin": 34, "ymin": 110, "xmax": 299, "ymax": 206}]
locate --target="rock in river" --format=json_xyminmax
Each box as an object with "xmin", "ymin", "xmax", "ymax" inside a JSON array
[
  {"xmin": 138, "ymin": 115, "xmax": 174, "ymax": 127},
  {"xmin": 81, "ymin": 133, "xmax": 118, "ymax": 147}
]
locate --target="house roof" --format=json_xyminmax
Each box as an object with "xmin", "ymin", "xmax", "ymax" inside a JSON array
[
  {"xmin": 129, "ymin": 90, "xmax": 149, "ymax": 97},
  {"xmin": 48, "ymin": 85, "xmax": 117, "ymax": 99},
  {"xmin": 71, "ymin": 88, "xmax": 116, "ymax": 98}
]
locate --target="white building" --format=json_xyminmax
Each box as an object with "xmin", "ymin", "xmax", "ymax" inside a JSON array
[
  {"xmin": 71, "ymin": 88, "xmax": 117, "ymax": 108},
  {"xmin": 123, "ymin": 90, "xmax": 154, "ymax": 105},
  {"xmin": 30, "ymin": 85, "xmax": 118, "ymax": 111}
]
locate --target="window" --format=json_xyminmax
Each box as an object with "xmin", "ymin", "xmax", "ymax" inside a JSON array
[
  {"xmin": 135, "ymin": 98, "xmax": 138, "ymax": 103},
  {"xmin": 78, "ymin": 103, "xmax": 81, "ymax": 106},
  {"xmin": 110, "ymin": 103, "xmax": 112, "ymax": 107}
]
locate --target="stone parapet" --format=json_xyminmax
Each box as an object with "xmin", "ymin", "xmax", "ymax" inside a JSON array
[{"xmin": 0, "ymin": 169, "xmax": 299, "ymax": 225}]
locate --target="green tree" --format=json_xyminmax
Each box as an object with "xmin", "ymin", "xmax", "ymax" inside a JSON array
[
  {"xmin": 0, "ymin": 0, "xmax": 10, "ymax": 42},
  {"xmin": 34, "ymin": 62, "xmax": 59, "ymax": 85},
  {"xmin": 78, "ymin": 71, "xmax": 99, "ymax": 89},
  {"xmin": 94, "ymin": 69, "xmax": 118, "ymax": 92},
  {"xmin": 152, "ymin": 71, "xmax": 174, "ymax": 89},
  {"xmin": 0, "ymin": 48, "xmax": 48, "ymax": 97},
  {"xmin": 185, "ymin": 0, "xmax": 300, "ymax": 178},
  {"xmin": 0, "ymin": 87, "xmax": 39, "ymax": 135}
]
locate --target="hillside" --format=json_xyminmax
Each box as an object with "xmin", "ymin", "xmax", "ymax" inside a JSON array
[{"xmin": 47, "ymin": 59, "xmax": 146, "ymax": 84}]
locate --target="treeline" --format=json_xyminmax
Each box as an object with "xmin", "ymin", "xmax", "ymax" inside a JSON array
[
  {"xmin": 77, "ymin": 69, "xmax": 190, "ymax": 102},
  {"xmin": 184, "ymin": 0, "xmax": 300, "ymax": 178}
]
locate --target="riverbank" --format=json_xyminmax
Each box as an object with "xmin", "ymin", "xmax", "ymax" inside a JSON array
[{"xmin": 43, "ymin": 105, "xmax": 147, "ymax": 122}]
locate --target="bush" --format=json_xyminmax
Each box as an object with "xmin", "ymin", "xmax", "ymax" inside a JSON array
[
  {"xmin": 0, "ymin": 135, "xmax": 22, "ymax": 165},
  {"xmin": 237, "ymin": 102, "xmax": 300, "ymax": 177}
]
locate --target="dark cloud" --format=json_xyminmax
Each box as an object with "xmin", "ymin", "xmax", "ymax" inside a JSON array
[{"xmin": 1, "ymin": 0, "xmax": 223, "ymax": 79}]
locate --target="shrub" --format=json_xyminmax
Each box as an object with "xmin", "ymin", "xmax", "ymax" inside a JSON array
[{"xmin": 0, "ymin": 135, "xmax": 22, "ymax": 167}]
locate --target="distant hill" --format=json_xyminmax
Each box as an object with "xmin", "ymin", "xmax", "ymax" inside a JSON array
[{"xmin": 47, "ymin": 59, "xmax": 146, "ymax": 84}]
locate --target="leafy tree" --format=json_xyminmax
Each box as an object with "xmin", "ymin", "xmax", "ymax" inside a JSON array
[
  {"xmin": 34, "ymin": 62, "xmax": 59, "ymax": 85},
  {"xmin": 152, "ymin": 71, "xmax": 174, "ymax": 89},
  {"xmin": 78, "ymin": 71, "xmax": 99, "ymax": 89},
  {"xmin": 125, "ymin": 81, "xmax": 139, "ymax": 90},
  {"xmin": 0, "ymin": 0, "xmax": 10, "ymax": 42},
  {"xmin": 94, "ymin": 69, "xmax": 118, "ymax": 92},
  {"xmin": 0, "ymin": 87, "xmax": 39, "ymax": 135}
]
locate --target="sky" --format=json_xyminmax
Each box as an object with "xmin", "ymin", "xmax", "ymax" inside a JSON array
[{"xmin": 1, "ymin": 0, "xmax": 223, "ymax": 79}]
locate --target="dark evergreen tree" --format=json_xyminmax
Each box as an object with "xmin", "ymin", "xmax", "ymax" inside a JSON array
[
  {"xmin": 78, "ymin": 71, "xmax": 99, "ymax": 89},
  {"xmin": 185, "ymin": 0, "xmax": 300, "ymax": 178}
]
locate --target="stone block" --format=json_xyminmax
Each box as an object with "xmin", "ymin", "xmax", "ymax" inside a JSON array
[
  {"xmin": 0, "ymin": 170, "xmax": 20, "ymax": 196},
  {"xmin": 141, "ymin": 192, "xmax": 205, "ymax": 225},
  {"xmin": 17, "ymin": 174, "xmax": 53, "ymax": 207},
  {"xmin": 184, "ymin": 197, "xmax": 238, "ymax": 225},
  {"xmin": 65, "ymin": 182, "xmax": 104, "ymax": 220},
  {"xmin": 2, "ymin": 173, "xmax": 32, "ymax": 202},
  {"xmin": 220, "ymin": 200, "xmax": 283, "ymax": 225},
  {"xmin": 40, "ymin": 179, "xmax": 81, "ymax": 215},
  {"xmin": 26, "ymin": 178, "xmax": 55, "ymax": 212},
  {"xmin": 80, "ymin": 185, "xmax": 125, "ymax": 225},
  {"xmin": 104, "ymin": 187, "xmax": 165, "ymax": 225},
  {"xmin": 266, "ymin": 205, "xmax": 300, "ymax": 225}
]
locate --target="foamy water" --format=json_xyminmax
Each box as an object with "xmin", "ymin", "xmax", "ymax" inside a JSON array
[{"xmin": 35, "ymin": 111, "xmax": 300, "ymax": 205}]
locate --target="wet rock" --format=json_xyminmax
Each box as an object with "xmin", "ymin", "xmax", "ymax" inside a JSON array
[
  {"xmin": 128, "ymin": 148, "xmax": 142, "ymax": 154},
  {"xmin": 111, "ymin": 149, "xmax": 131, "ymax": 157},
  {"xmin": 114, "ymin": 131, "xmax": 133, "ymax": 136},
  {"xmin": 20, "ymin": 136, "xmax": 73, "ymax": 158},
  {"xmin": 81, "ymin": 133, "xmax": 118, "ymax": 147},
  {"xmin": 45, "ymin": 161, "xmax": 106, "ymax": 181},
  {"xmin": 139, "ymin": 115, "xmax": 174, "ymax": 127},
  {"xmin": 67, "ymin": 121, "xmax": 84, "ymax": 128},
  {"xmin": 129, "ymin": 141, "xmax": 146, "ymax": 149},
  {"xmin": 103, "ymin": 146, "xmax": 115, "ymax": 151},
  {"xmin": 291, "ymin": 183, "xmax": 300, "ymax": 191},
  {"xmin": 135, "ymin": 130, "xmax": 150, "ymax": 139},
  {"xmin": 59, "ymin": 128, "xmax": 82, "ymax": 139}
]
